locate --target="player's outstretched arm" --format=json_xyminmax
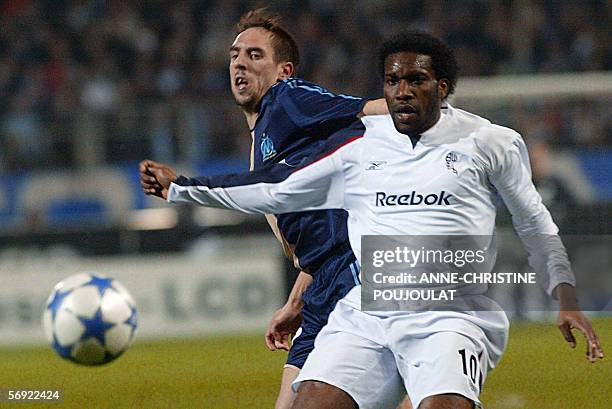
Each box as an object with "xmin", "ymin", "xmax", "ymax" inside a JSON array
[
  {"xmin": 140, "ymin": 153, "xmax": 347, "ymax": 215},
  {"xmin": 162, "ymin": 128, "xmax": 362, "ymax": 214},
  {"xmin": 554, "ymin": 283, "xmax": 604, "ymax": 362}
]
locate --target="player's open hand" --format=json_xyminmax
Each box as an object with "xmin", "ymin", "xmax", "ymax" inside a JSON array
[
  {"xmin": 557, "ymin": 310, "xmax": 604, "ymax": 363},
  {"xmin": 139, "ymin": 160, "xmax": 177, "ymax": 199},
  {"xmin": 265, "ymin": 304, "xmax": 303, "ymax": 351}
]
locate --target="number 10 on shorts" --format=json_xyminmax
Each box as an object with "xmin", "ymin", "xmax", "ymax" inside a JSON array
[{"xmin": 458, "ymin": 348, "xmax": 483, "ymax": 391}]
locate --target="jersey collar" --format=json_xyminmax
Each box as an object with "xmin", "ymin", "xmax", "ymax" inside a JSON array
[
  {"xmin": 381, "ymin": 102, "xmax": 453, "ymax": 147},
  {"xmin": 251, "ymin": 79, "xmax": 288, "ymax": 132},
  {"xmin": 417, "ymin": 102, "xmax": 454, "ymax": 145}
]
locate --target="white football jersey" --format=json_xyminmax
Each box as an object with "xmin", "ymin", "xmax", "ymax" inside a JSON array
[{"xmin": 169, "ymin": 105, "xmax": 575, "ymax": 305}]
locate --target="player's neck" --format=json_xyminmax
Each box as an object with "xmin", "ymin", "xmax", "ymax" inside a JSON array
[{"xmin": 244, "ymin": 111, "xmax": 259, "ymax": 131}]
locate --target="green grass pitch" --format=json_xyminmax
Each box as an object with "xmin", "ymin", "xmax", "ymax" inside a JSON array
[{"xmin": 1, "ymin": 318, "xmax": 610, "ymax": 408}]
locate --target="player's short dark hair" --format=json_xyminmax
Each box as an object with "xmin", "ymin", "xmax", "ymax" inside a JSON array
[
  {"xmin": 379, "ymin": 31, "xmax": 458, "ymax": 97},
  {"xmin": 235, "ymin": 8, "xmax": 300, "ymax": 70}
]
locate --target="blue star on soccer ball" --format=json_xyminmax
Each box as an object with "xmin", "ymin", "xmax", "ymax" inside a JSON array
[
  {"xmin": 46, "ymin": 289, "xmax": 71, "ymax": 320},
  {"xmin": 124, "ymin": 304, "xmax": 138, "ymax": 339},
  {"xmin": 85, "ymin": 275, "xmax": 116, "ymax": 297},
  {"xmin": 51, "ymin": 334, "xmax": 74, "ymax": 359},
  {"xmin": 125, "ymin": 304, "xmax": 138, "ymax": 329},
  {"xmin": 77, "ymin": 308, "xmax": 115, "ymax": 346}
]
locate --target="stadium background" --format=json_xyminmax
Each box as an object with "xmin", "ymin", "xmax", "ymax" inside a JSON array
[{"xmin": 0, "ymin": 0, "xmax": 610, "ymax": 408}]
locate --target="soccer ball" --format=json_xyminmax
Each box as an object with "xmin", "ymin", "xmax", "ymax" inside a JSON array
[{"xmin": 42, "ymin": 272, "xmax": 138, "ymax": 365}]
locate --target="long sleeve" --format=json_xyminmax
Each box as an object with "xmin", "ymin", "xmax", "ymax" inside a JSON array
[
  {"xmin": 167, "ymin": 133, "xmax": 362, "ymax": 215},
  {"xmin": 487, "ymin": 133, "xmax": 576, "ymax": 296}
]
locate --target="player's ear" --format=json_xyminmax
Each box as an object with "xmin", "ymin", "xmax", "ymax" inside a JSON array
[
  {"xmin": 278, "ymin": 61, "xmax": 294, "ymax": 80},
  {"xmin": 438, "ymin": 79, "xmax": 450, "ymax": 100}
]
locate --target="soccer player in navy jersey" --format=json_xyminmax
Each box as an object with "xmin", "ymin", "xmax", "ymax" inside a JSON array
[{"xmin": 142, "ymin": 8, "xmax": 406, "ymax": 409}]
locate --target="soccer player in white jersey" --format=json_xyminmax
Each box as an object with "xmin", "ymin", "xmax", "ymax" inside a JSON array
[{"xmin": 141, "ymin": 31, "xmax": 603, "ymax": 409}]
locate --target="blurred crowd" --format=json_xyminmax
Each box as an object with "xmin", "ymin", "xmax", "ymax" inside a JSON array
[{"xmin": 0, "ymin": 0, "xmax": 610, "ymax": 172}]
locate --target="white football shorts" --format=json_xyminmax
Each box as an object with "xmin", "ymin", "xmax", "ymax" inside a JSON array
[{"xmin": 293, "ymin": 290, "xmax": 509, "ymax": 409}]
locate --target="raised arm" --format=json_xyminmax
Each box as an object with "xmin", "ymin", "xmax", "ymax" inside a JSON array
[
  {"xmin": 168, "ymin": 151, "xmax": 345, "ymax": 214},
  {"xmin": 140, "ymin": 128, "xmax": 363, "ymax": 215}
]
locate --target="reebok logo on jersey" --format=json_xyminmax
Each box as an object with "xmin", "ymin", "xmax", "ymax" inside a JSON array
[
  {"xmin": 366, "ymin": 160, "xmax": 387, "ymax": 170},
  {"xmin": 375, "ymin": 191, "xmax": 453, "ymax": 206}
]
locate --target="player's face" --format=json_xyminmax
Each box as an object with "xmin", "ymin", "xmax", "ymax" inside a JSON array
[
  {"xmin": 383, "ymin": 52, "xmax": 449, "ymax": 136},
  {"xmin": 229, "ymin": 28, "xmax": 286, "ymax": 113}
]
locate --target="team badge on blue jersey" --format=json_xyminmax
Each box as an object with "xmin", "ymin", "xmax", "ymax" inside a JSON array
[{"xmin": 260, "ymin": 132, "xmax": 277, "ymax": 162}]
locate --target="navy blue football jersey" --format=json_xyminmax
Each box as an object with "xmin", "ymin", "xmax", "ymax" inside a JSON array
[{"xmin": 252, "ymin": 78, "xmax": 365, "ymax": 273}]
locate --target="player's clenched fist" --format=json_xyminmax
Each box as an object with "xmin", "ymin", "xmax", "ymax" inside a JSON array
[{"xmin": 139, "ymin": 159, "xmax": 177, "ymax": 200}]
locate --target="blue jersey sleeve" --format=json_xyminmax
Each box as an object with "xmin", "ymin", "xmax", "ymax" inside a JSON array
[
  {"xmin": 168, "ymin": 120, "xmax": 366, "ymax": 214},
  {"xmin": 278, "ymin": 79, "xmax": 366, "ymax": 136}
]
